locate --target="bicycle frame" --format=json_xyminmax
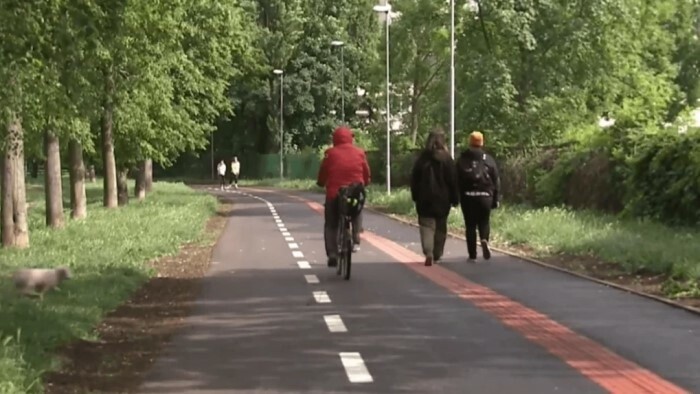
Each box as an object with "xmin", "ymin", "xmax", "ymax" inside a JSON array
[{"xmin": 336, "ymin": 204, "xmax": 353, "ymax": 280}]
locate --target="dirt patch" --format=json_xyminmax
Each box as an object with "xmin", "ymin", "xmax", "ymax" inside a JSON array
[{"xmin": 43, "ymin": 198, "xmax": 233, "ymax": 394}]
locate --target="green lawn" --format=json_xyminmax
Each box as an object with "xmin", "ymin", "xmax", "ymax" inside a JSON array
[
  {"xmin": 241, "ymin": 178, "xmax": 700, "ymax": 299},
  {"xmin": 0, "ymin": 179, "xmax": 216, "ymax": 394}
]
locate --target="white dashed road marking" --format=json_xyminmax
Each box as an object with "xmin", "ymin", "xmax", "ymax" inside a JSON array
[
  {"xmin": 339, "ymin": 353, "xmax": 373, "ymax": 383},
  {"xmin": 324, "ymin": 315, "xmax": 348, "ymax": 333},
  {"xmin": 313, "ymin": 291, "xmax": 331, "ymax": 303},
  {"xmin": 304, "ymin": 274, "xmax": 319, "ymax": 283},
  {"xmin": 218, "ymin": 188, "xmax": 374, "ymax": 386},
  {"xmin": 297, "ymin": 261, "xmax": 311, "ymax": 269}
]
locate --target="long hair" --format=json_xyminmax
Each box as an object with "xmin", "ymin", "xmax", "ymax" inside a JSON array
[{"xmin": 424, "ymin": 129, "xmax": 447, "ymax": 153}]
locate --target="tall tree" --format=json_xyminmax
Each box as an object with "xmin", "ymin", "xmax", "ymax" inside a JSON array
[{"xmin": 384, "ymin": 0, "xmax": 449, "ymax": 145}]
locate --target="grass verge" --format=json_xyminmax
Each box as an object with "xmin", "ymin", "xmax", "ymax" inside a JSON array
[
  {"xmin": 0, "ymin": 179, "xmax": 217, "ymax": 393},
  {"xmin": 241, "ymin": 178, "xmax": 700, "ymax": 305}
]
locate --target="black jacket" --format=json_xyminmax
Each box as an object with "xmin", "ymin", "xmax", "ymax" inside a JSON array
[
  {"xmin": 410, "ymin": 149, "xmax": 459, "ymax": 218},
  {"xmin": 456, "ymin": 147, "xmax": 500, "ymax": 203}
]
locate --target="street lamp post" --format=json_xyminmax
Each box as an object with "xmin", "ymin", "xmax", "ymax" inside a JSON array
[
  {"xmin": 331, "ymin": 40, "xmax": 345, "ymax": 121},
  {"xmin": 273, "ymin": 69, "xmax": 284, "ymax": 179},
  {"xmin": 450, "ymin": 0, "xmax": 455, "ymax": 158},
  {"xmin": 373, "ymin": 3, "xmax": 391, "ymax": 195},
  {"xmin": 210, "ymin": 132, "xmax": 214, "ymax": 180}
]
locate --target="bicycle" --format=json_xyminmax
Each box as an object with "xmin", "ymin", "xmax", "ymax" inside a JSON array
[{"xmin": 335, "ymin": 184, "xmax": 365, "ymax": 280}]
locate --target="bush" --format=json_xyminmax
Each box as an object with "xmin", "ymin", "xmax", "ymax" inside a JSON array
[
  {"xmin": 496, "ymin": 126, "xmax": 625, "ymax": 213},
  {"xmin": 625, "ymin": 129, "xmax": 700, "ymax": 226},
  {"xmin": 496, "ymin": 148, "xmax": 545, "ymax": 204}
]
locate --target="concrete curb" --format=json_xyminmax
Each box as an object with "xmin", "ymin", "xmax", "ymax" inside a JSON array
[{"xmin": 363, "ymin": 206, "xmax": 700, "ymax": 318}]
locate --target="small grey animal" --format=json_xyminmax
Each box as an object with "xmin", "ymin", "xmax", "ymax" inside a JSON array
[{"xmin": 12, "ymin": 267, "xmax": 72, "ymax": 300}]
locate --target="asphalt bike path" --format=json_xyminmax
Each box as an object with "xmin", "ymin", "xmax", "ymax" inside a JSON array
[
  {"xmin": 239, "ymin": 189, "xmax": 602, "ymax": 393},
  {"xmin": 140, "ymin": 190, "xmax": 350, "ymax": 393},
  {"xmin": 281, "ymin": 187, "xmax": 700, "ymax": 393},
  {"xmin": 139, "ymin": 186, "xmax": 699, "ymax": 393}
]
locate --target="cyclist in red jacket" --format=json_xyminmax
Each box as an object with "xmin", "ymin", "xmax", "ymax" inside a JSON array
[{"xmin": 317, "ymin": 126, "xmax": 371, "ymax": 267}]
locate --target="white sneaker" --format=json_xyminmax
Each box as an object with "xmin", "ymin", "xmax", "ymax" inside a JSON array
[{"xmin": 352, "ymin": 244, "xmax": 360, "ymax": 253}]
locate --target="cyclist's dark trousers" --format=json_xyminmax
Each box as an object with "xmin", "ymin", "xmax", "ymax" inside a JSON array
[
  {"xmin": 418, "ymin": 215, "xmax": 448, "ymax": 261},
  {"xmin": 324, "ymin": 197, "xmax": 361, "ymax": 258},
  {"xmin": 460, "ymin": 195, "xmax": 492, "ymax": 258}
]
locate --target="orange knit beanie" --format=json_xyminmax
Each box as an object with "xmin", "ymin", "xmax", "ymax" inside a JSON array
[{"xmin": 469, "ymin": 131, "xmax": 484, "ymax": 147}]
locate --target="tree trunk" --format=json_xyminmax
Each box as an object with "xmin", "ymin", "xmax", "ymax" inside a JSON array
[
  {"xmin": 69, "ymin": 139, "xmax": 87, "ymax": 220},
  {"xmin": 1, "ymin": 149, "xmax": 15, "ymax": 247},
  {"xmin": 9, "ymin": 117, "xmax": 28, "ymax": 248},
  {"xmin": 144, "ymin": 158, "xmax": 153, "ymax": 192},
  {"xmin": 101, "ymin": 75, "xmax": 118, "ymax": 208},
  {"xmin": 44, "ymin": 130, "xmax": 64, "ymax": 228},
  {"xmin": 117, "ymin": 167, "xmax": 129, "ymax": 206},
  {"xmin": 134, "ymin": 161, "xmax": 146, "ymax": 201},
  {"xmin": 410, "ymin": 96, "xmax": 420, "ymax": 146}
]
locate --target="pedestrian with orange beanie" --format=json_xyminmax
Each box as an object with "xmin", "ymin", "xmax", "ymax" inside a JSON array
[{"xmin": 455, "ymin": 131, "xmax": 501, "ymax": 261}]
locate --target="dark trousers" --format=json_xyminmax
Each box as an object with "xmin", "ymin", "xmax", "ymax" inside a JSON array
[
  {"xmin": 418, "ymin": 215, "xmax": 448, "ymax": 261},
  {"xmin": 324, "ymin": 197, "xmax": 362, "ymax": 258},
  {"xmin": 219, "ymin": 175, "xmax": 226, "ymax": 187},
  {"xmin": 460, "ymin": 196, "xmax": 492, "ymax": 258},
  {"xmin": 229, "ymin": 173, "xmax": 239, "ymax": 184}
]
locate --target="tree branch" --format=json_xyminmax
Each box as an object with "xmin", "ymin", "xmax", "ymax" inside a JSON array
[{"xmin": 475, "ymin": 0, "xmax": 493, "ymax": 54}]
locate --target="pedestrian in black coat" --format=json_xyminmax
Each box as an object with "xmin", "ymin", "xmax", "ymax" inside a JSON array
[
  {"xmin": 455, "ymin": 131, "xmax": 501, "ymax": 261},
  {"xmin": 410, "ymin": 129, "xmax": 460, "ymax": 266}
]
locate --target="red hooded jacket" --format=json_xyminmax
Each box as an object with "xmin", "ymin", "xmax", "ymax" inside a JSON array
[{"xmin": 317, "ymin": 126, "xmax": 371, "ymax": 200}]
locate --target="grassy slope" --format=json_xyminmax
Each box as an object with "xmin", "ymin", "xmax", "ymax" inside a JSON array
[
  {"xmin": 0, "ymin": 179, "xmax": 216, "ymax": 394},
  {"xmin": 240, "ymin": 178, "xmax": 700, "ymax": 297}
]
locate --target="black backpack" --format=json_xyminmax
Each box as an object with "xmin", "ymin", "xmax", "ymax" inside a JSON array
[
  {"xmin": 338, "ymin": 182, "xmax": 366, "ymax": 219},
  {"xmin": 418, "ymin": 158, "xmax": 444, "ymax": 202},
  {"xmin": 458, "ymin": 153, "xmax": 492, "ymax": 192}
]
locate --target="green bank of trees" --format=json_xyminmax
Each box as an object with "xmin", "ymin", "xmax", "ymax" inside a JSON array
[
  {"xmin": 0, "ymin": 0, "xmax": 252, "ymax": 248},
  {"xmin": 213, "ymin": 0, "xmax": 700, "ymax": 225},
  {"xmin": 296, "ymin": 1, "xmax": 699, "ymax": 224},
  {"xmin": 217, "ymin": 0, "xmax": 381, "ymax": 155},
  {"xmin": 10, "ymin": 0, "xmax": 693, "ymax": 225}
]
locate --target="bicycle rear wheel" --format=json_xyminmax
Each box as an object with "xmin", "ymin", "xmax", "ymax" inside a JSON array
[
  {"xmin": 343, "ymin": 227, "xmax": 352, "ymax": 280},
  {"xmin": 336, "ymin": 216, "xmax": 345, "ymax": 276}
]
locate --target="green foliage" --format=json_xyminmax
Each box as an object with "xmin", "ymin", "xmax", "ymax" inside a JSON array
[
  {"xmin": 0, "ymin": 0, "xmax": 253, "ymax": 167},
  {"xmin": 0, "ymin": 181, "xmax": 215, "ymax": 393},
  {"xmin": 219, "ymin": 0, "xmax": 381, "ymax": 156},
  {"xmin": 625, "ymin": 128, "xmax": 700, "ymax": 226}
]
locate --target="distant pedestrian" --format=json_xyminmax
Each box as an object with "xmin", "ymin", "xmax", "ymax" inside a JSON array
[
  {"xmin": 410, "ymin": 129, "xmax": 459, "ymax": 266},
  {"xmin": 455, "ymin": 131, "xmax": 501, "ymax": 261},
  {"xmin": 230, "ymin": 156, "xmax": 241, "ymax": 189},
  {"xmin": 217, "ymin": 160, "xmax": 227, "ymax": 190}
]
